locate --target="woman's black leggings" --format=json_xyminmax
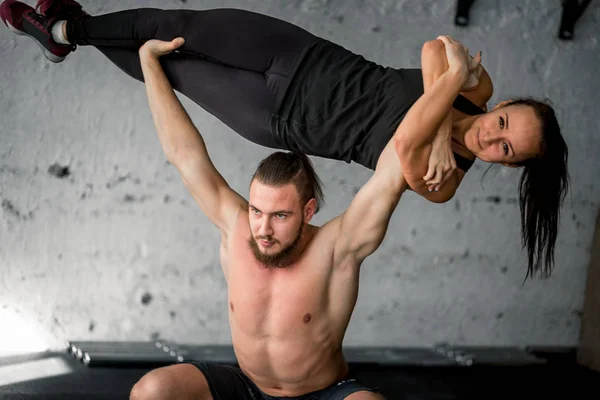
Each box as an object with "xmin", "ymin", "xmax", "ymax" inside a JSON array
[{"xmin": 67, "ymin": 8, "xmax": 319, "ymax": 149}]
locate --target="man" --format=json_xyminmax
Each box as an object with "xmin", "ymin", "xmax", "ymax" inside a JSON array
[
  {"xmin": 127, "ymin": 35, "xmax": 426, "ymax": 399},
  {"xmin": 127, "ymin": 10, "xmax": 480, "ymax": 395},
  {"xmin": 128, "ymin": 24, "xmax": 478, "ymax": 396}
]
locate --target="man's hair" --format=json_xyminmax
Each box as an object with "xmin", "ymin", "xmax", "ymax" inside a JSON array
[
  {"xmin": 496, "ymin": 97, "xmax": 570, "ymax": 280},
  {"xmin": 251, "ymin": 151, "xmax": 325, "ymax": 213}
]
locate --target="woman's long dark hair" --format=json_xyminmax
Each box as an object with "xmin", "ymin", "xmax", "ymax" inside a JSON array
[{"xmin": 499, "ymin": 98, "xmax": 570, "ymax": 280}]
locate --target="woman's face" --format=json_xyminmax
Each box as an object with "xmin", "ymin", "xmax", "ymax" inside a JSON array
[{"xmin": 465, "ymin": 104, "xmax": 543, "ymax": 165}]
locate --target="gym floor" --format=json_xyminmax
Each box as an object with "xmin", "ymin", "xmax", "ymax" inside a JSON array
[{"xmin": 1, "ymin": 347, "xmax": 598, "ymax": 399}]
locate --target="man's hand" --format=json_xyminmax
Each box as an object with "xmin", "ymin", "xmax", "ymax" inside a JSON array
[
  {"xmin": 139, "ymin": 37, "xmax": 185, "ymax": 60},
  {"xmin": 423, "ymin": 127, "xmax": 456, "ymax": 192}
]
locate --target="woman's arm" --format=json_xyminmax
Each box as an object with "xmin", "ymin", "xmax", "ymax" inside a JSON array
[
  {"xmin": 424, "ymin": 38, "xmax": 493, "ymax": 110},
  {"xmin": 419, "ymin": 38, "xmax": 493, "ymax": 192},
  {"xmin": 393, "ymin": 36, "xmax": 474, "ymax": 203},
  {"xmin": 420, "ymin": 39, "xmax": 456, "ymax": 192},
  {"xmin": 421, "ymin": 39, "xmax": 453, "ymax": 137}
]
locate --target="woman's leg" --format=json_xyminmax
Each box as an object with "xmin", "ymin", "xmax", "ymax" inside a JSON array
[
  {"xmin": 67, "ymin": 8, "xmax": 318, "ymax": 75},
  {"xmin": 95, "ymin": 46, "xmax": 280, "ymax": 148},
  {"xmin": 1, "ymin": 2, "xmax": 319, "ymax": 149},
  {"xmin": 64, "ymin": 7, "xmax": 319, "ymax": 148}
]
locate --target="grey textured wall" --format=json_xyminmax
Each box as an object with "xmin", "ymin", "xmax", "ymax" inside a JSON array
[{"xmin": 0, "ymin": 0, "xmax": 598, "ymax": 353}]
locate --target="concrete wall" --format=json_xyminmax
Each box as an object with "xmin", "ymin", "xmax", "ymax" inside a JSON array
[
  {"xmin": 578, "ymin": 205, "xmax": 600, "ymax": 372},
  {"xmin": 0, "ymin": 0, "xmax": 598, "ymax": 353}
]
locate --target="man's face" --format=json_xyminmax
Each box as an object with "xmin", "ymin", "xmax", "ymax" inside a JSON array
[{"xmin": 247, "ymin": 180, "xmax": 307, "ymax": 268}]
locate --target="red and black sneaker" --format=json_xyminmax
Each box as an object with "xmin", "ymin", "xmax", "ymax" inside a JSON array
[
  {"xmin": 35, "ymin": 0, "xmax": 88, "ymax": 20},
  {"xmin": 0, "ymin": 0, "xmax": 73, "ymax": 63}
]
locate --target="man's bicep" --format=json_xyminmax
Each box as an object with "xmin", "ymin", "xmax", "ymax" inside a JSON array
[
  {"xmin": 334, "ymin": 172, "xmax": 404, "ymax": 263},
  {"xmin": 176, "ymin": 156, "xmax": 247, "ymax": 233}
]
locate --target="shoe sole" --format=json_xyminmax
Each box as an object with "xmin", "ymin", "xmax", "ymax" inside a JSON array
[{"xmin": 5, "ymin": 19, "xmax": 65, "ymax": 63}]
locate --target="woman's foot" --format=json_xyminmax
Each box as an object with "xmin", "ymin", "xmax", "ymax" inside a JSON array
[
  {"xmin": 0, "ymin": 0, "xmax": 73, "ymax": 62},
  {"xmin": 35, "ymin": 0, "xmax": 87, "ymax": 20},
  {"xmin": 35, "ymin": 0, "xmax": 89, "ymax": 49}
]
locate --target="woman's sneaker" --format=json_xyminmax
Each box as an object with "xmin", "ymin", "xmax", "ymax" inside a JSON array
[
  {"xmin": 0, "ymin": 0, "xmax": 73, "ymax": 63},
  {"xmin": 35, "ymin": 0, "xmax": 88, "ymax": 20}
]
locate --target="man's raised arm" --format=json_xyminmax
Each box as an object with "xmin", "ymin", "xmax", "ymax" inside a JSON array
[
  {"xmin": 139, "ymin": 38, "xmax": 247, "ymax": 235},
  {"xmin": 330, "ymin": 142, "xmax": 407, "ymax": 266}
]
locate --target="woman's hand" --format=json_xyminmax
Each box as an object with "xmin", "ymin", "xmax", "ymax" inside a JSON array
[
  {"xmin": 461, "ymin": 53, "xmax": 484, "ymax": 91},
  {"xmin": 436, "ymin": 35, "xmax": 481, "ymax": 86},
  {"xmin": 139, "ymin": 37, "xmax": 185, "ymax": 60},
  {"xmin": 423, "ymin": 128, "xmax": 456, "ymax": 192}
]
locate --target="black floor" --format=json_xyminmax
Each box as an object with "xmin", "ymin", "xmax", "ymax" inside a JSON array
[{"xmin": 0, "ymin": 348, "xmax": 598, "ymax": 399}]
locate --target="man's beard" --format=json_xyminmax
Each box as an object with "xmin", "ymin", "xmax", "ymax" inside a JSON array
[{"xmin": 248, "ymin": 220, "xmax": 304, "ymax": 269}]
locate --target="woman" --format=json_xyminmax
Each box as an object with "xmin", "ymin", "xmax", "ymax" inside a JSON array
[{"xmin": 1, "ymin": 0, "xmax": 569, "ymax": 280}]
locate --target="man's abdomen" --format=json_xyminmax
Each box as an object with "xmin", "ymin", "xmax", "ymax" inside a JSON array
[{"xmin": 231, "ymin": 325, "xmax": 348, "ymax": 396}]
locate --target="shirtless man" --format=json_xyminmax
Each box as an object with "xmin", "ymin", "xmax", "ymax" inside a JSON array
[{"xmin": 127, "ymin": 29, "xmax": 477, "ymax": 400}]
